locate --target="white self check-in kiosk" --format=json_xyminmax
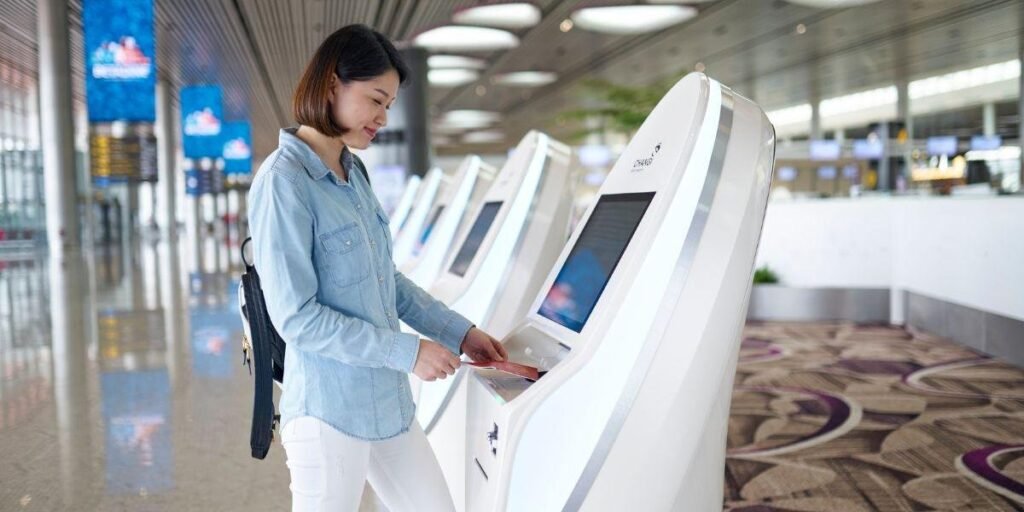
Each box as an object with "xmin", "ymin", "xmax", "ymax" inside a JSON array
[
  {"xmin": 416, "ymin": 130, "xmax": 574, "ymax": 511},
  {"xmin": 400, "ymin": 156, "xmax": 496, "ymax": 290},
  {"xmin": 465, "ymin": 73, "xmax": 776, "ymax": 511},
  {"xmin": 389, "ymin": 175, "xmax": 421, "ymax": 238},
  {"xmin": 393, "ymin": 167, "xmax": 444, "ymax": 267}
]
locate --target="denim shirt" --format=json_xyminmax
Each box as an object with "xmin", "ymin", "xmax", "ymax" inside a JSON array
[{"xmin": 248, "ymin": 128, "xmax": 474, "ymax": 441}]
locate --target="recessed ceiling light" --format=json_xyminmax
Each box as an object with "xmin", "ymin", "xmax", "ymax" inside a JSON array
[
  {"xmin": 766, "ymin": 103, "xmax": 812, "ymax": 126},
  {"xmin": 559, "ymin": 19, "xmax": 574, "ymax": 32},
  {"xmin": 428, "ymin": 55, "xmax": 487, "ymax": 70},
  {"xmin": 443, "ymin": 110, "xmax": 501, "ymax": 123},
  {"xmin": 437, "ymin": 110, "xmax": 501, "ymax": 129},
  {"xmin": 786, "ymin": 0, "xmax": 882, "ymax": 7},
  {"xmin": 414, "ymin": 26, "xmax": 519, "ymax": 52},
  {"xmin": 428, "ymin": 68, "xmax": 479, "ymax": 87},
  {"xmin": 452, "ymin": 3, "xmax": 542, "ymax": 29},
  {"xmin": 431, "ymin": 124, "xmax": 468, "ymax": 135},
  {"xmin": 462, "ymin": 130, "xmax": 505, "ymax": 144},
  {"xmin": 570, "ymin": 5, "xmax": 697, "ymax": 35},
  {"xmin": 493, "ymin": 71, "xmax": 558, "ymax": 87}
]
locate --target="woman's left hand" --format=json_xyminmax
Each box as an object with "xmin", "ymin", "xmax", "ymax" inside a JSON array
[{"xmin": 460, "ymin": 327, "xmax": 509, "ymax": 363}]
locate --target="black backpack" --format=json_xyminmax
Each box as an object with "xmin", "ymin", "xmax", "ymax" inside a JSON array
[
  {"xmin": 238, "ymin": 238, "xmax": 286, "ymax": 459},
  {"xmin": 238, "ymin": 159, "xmax": 371, "ymax": 460}
]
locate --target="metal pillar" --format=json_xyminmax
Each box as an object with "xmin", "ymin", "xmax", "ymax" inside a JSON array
[
  {"xmin": 156, "ymin": 80, "xmax": 178, "ymax": 242},
  {"xmin": 982, "ymin": 103, "xmax": 997, "ymax": 137},
  {"xmin": 896, "ymin": 79, "xmax": 912, "ymax": 193},
  {"xmin": 37, "ymin": 0, "xmax": 80, "ymax": 253},
  {"xmin": 400, "ymin": 47, "xmax": 430, "ymax": 177},
  {"xmin": 809, "ymin": 102, "xmax": 822, "ymax": 141},
  {"xmin": 1019, "ymin": 12, "xmax": 1024, "ymax": 188}
]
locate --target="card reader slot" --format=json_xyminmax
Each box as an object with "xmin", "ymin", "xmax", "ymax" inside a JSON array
[{"xmin": 471, "ymin": 368, "xmax": 537, "ymax": 403}]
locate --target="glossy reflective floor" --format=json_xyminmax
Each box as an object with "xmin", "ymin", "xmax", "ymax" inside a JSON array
[
  {"xmin": 6, "ymin": 235, "xmax": 1023, "ymax": 512},
  {"xmin": 0, "ymin": 236, "xmax": 384, "ymax": 511}
]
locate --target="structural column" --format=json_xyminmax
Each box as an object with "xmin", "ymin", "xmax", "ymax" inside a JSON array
[
  {"xmin": 37, "ymin": 0, "xmax": 80, "ymax": 253},
  {"xmin": 1019, "ymin": 18, "xmax": 1024, "ymax": 187},
  {"xmin": 896, "ymin": 79, "xmax": 912, "ymax": 192},
  {"xmin": 982, "ymin": 102, "xmax": 997, "ymax": 137},
  {"xmin": 400, "ymin": 47, "xmax": 430, "ymax": 177},
  {"xmin": 809, "ymin": 102, "xmax": 822, "ymax": 142},
  {"xmin": 156, "ymin": 80, "xmax": 178, "ymax": 242}
]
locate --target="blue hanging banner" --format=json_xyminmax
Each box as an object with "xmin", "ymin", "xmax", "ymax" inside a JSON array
[
  {"xmin": 180, "ymin": 86, "xmax": 224, "ymax": 158},
  {"xmin": 221, "ymin": 121, "xmax": 252, "ymax": 175},
  {"xmin": 83, "ymin": 0, "xmax": 156, "ymax": 122}
]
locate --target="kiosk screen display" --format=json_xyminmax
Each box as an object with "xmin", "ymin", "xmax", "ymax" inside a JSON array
[
  {"xmin": 538, "ymin": 192, "xmax": 655, "ymax": 333},
  {"xmin": 448, "ymin": 201, "xmax": 503, "ymax": 277},
  {"xmin": 416, "ymin": 205, "xmax": 445, "ymax": 253}
]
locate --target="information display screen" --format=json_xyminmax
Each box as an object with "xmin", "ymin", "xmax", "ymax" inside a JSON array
[
  {"xmin": 415, "ymin": 205, "xmax": 445, "ymax": 254},
  {"xmin": 538, "ymin": 192, "xmax": 655, "ymax": 333},
  {"xmin": 810, "ymin": 140, "xmax": 840, "ymax": 161},
  {"xmin": 448, "ymin": 201, "xmax": 503, "ymax": 277},
  {"xmin": 927, "ymin": 136, "xmax": 958, "ymax": 156}
]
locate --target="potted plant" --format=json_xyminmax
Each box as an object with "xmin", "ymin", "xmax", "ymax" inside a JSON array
[{"xmin": 748, "ymin": 265, "xmax": 781, "ymax": 320}]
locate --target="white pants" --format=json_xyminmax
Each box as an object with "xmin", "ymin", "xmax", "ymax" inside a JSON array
[{"xmin": 281, "ymin": 416, "xmax": 455, "ymax": 512}]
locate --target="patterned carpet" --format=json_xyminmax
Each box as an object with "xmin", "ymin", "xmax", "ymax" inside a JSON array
[{"xmin": 725, "ymin": 322, "xmax": 1024, "ymax": 511}]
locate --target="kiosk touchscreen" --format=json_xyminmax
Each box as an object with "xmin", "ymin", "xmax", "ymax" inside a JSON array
[
  {"xmin": 389, "ymin": 174, "xmax": 421, "ymax": 238},
  {"xmin": 416, "ymin": 131, "xmax": 574, "ymax": 511},
  {"xmin": 392, "ymin": 167, "xmax": 443, "ymax": 267},
  {"xmin": 399, "ymin": 155, "xmax": 497, "ymax": 290},
  {"xmin": 465, "ymin": 73, "xmax": 776, "ymax": 512}
]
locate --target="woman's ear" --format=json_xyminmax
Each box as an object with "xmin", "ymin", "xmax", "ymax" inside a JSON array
[{"xmin": 327, "ymin": 73, "xmax": 339, "ymax": 102}]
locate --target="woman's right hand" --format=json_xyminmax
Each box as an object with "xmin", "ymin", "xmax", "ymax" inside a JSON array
[{"xmin": 413, "ymin": 339, "xmax": 460, "ymax": 381}]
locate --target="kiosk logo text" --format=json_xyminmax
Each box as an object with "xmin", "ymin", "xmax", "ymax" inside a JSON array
[{"xmin": 631, "ymin": 142, "xmax": 662, "ymax": 172}]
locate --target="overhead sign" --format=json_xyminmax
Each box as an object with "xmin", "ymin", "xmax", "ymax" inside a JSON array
[
  {"xmin": 927, "ymin": 136, "xmax": 958, "ymax": 157},
  {"xmin": 221, "ymin": 121, "xmax": 252, "ymax": 175},
  {"xmin": 809, "ymin": 140, "xmax": 840, "ymax": 161},
  {"xmin": 852, "ymin": 139, "xmax": 883, "ymax": 160},
  {"xmin": 83, "ymin": 0, "xmax": 156, "ymax": 122},
  {"xmin": 180, "ymin": 86, "xmax": 224, "ymax": 158}
]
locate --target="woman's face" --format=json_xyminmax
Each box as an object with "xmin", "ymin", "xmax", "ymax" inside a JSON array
[{"xmin": 328, "ymin": 68, "xmax": 399, "ymax": 150}]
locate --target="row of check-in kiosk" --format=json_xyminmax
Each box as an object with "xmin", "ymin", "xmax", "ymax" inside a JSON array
[{"xmin": 381, "ymin": 73, "xmax": 776, "ymax": 511}]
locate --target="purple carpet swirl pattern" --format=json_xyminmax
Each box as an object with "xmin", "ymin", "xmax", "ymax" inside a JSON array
[{"xmin": 725, "ymin": 323, "xmax": 1024, "ymax": 511}]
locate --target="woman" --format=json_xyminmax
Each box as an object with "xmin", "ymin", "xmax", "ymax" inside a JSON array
[{"xmin": 248, "ymin": 24, "xmax": 508, "ymax": 512}]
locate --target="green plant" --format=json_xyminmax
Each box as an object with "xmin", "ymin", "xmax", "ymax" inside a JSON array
[
  {"xmin": 559, "ymin": 78, "xmax": 678, "ymax": 142},
  {"xmin": 752, "ymin": 265, "xmax": 779, "ymax": 284}
]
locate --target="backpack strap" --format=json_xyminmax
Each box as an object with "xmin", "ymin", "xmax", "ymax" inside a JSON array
[
  {"xmin": 242, "ymin": 267, "xmax": 278, "ymax": 459},
  {"xmin": 346, "ymin": 150, "xmax": 372, "ymax": 188}
]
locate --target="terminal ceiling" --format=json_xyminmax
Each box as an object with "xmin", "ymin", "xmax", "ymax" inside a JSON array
[{"xmin": 0, "ymin": 0, "xmax": 1019, "ymax": 159}]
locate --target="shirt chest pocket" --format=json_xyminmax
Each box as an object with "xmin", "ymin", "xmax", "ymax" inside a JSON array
[{"xmin": 318, "ymin": 223, "xmax": 371, "ymax": 287}]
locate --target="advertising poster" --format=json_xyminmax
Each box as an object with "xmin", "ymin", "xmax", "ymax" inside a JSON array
[
  {"xmin": 221, "ymin": 121, "xmax": 252, "ymax": 175},
  {"xmin": 181, "ymin": 86, "xmax": 224, "ymax": 158},
  {"xmin": 83, "ymin": 0, "xmax": 157, "ymax": 122}
]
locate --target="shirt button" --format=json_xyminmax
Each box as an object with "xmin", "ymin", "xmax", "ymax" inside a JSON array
[
  {"xmin": 345, "ymin": 240, "xmax": 352, "ymax": 246},
  {"xmin": 356, "ymin": 204, "xmax": 362, "ymax": 209},
  {"xmin": 378, "ymin": 276, "xmax": 384, "ymax": 283},
  {"xmin": 370, "ymin": 240, "xmax": 376, "ymax": 246}
]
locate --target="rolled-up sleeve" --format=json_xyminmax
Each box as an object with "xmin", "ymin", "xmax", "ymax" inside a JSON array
[
  {"xmin": 394, "ymin": 272, "xmax": 474, "ymax": 355},
  {"xmin": 249, "ymin": 168, "xmax": 421, "ymax": 372}
]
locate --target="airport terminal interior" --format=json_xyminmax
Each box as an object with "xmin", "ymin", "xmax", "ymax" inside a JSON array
[{"xmin": 2, "ymin": 0, "xmax": 1024, "ymax": 511}]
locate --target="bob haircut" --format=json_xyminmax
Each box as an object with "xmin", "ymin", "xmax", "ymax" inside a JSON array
[{"xmin": 293, "ymin": 24, "xmax": 409, "ymax": 137}]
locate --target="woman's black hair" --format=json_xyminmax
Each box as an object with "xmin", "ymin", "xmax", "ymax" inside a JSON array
[
  {"xmin": 333, "ymin": 24, "xmax": 409, "ymax": 84},
  {"xmin": 293, "ymin": 24, "xmax": 409, "ymax": 136}
]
